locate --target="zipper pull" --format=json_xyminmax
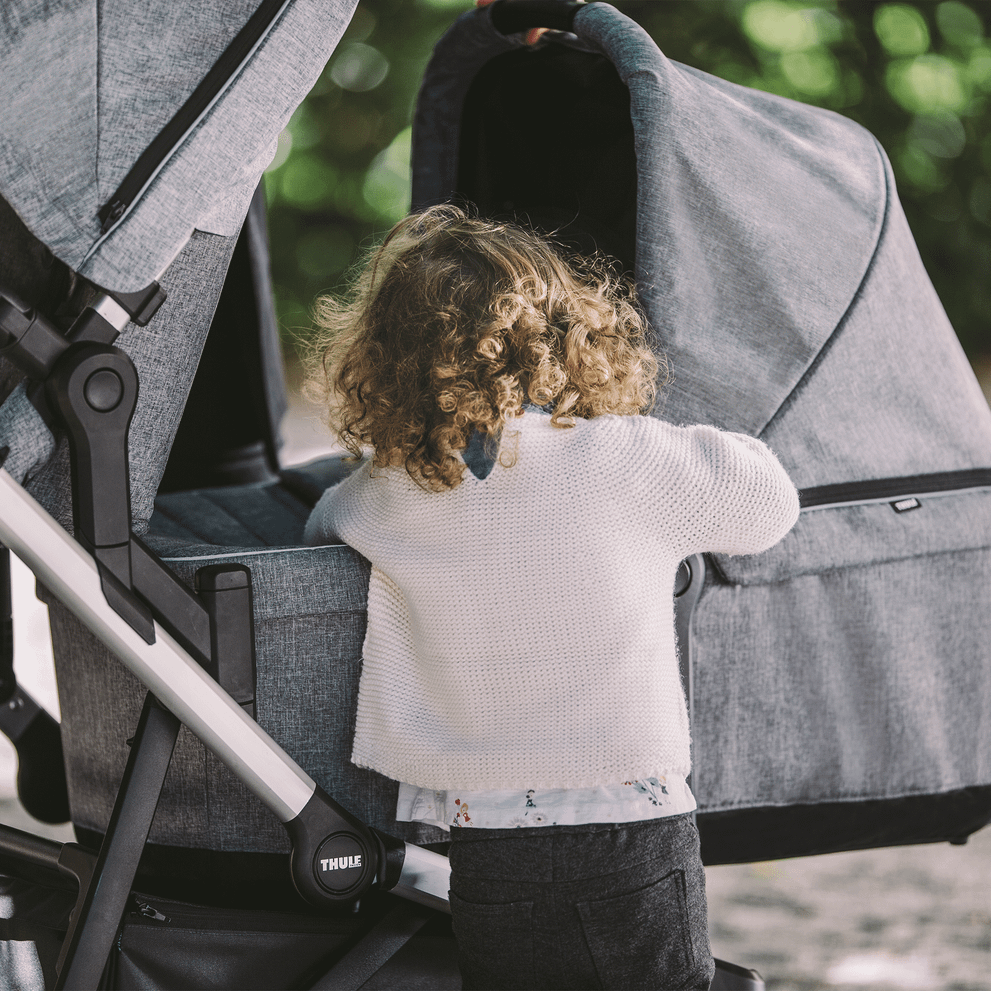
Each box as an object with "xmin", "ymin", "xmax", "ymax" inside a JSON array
[
  {"xmin": 133, "ymin": 900, "xmax": 170, "ymax": 923},
  {"xmin": 99, "ymin": 199, "xmax": 127, "ymax": 234}
]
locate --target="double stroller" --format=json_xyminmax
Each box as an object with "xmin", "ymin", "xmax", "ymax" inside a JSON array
[{"xmin": 2, "ymin": 2, "xmax": 990, "ymax": 988}]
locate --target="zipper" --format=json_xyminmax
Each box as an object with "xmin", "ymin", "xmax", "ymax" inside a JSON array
[
  {"xmin": 126, "ymin": 896, "xmax": 355, "ymax": 933},
  {"xmin": 94, "ymin": 0, "xmax": 292, "ymax": 239},
  {"xmin": 133, "ymin": 901, "xmax": 170, "ymax": 923},
  {"xmin": 798, "ymin": 468, "xmax": 991, "ymax": 512}
]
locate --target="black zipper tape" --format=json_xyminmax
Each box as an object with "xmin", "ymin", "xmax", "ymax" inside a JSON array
[
  {"xmin": 127, "ymin": 897, "xmax": 356, "ymax": 933},
  {"xmin": 799, "ymin": 468, "xmax": 991, "ymax": 510},
  {"xmin": 98, "ymin": 0, "xmax": 290, "ymax": 233}
]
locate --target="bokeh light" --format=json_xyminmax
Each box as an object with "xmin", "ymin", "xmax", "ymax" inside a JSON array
[
  {"xmin": 329, "ymin": 42, "xmax": 390, "ymax": 93},
  {"xmin": 874, "ymin": 4, "xmax": 931, "ymax": 57}
]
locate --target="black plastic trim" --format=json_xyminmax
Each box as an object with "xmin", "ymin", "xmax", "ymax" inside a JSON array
[
  {"xmin": 195, "ymin": 564, "xmax": 257, "ymax": 716},
  {"xmin": 97, "ymin": 0, "xmax": 290, "ymax": 233},
  {"xmin": 799, "ymin": 468, "xmax": 991, "ymax": 510},
  {"xmin": 698, "ymin": 785, "xmax": 991, "ymax": 865},
  {"xmin": 106, "ymin": 284, "xmax": 167, "ymax": 327},
  {"xmin": 130, "ymin": 536, "xmax": 212, "ymax": 659}
]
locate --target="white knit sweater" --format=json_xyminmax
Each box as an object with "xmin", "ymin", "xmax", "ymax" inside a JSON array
[{"xmin": 304, "ymin": 411, "xmax": 799, "ymax": 791}]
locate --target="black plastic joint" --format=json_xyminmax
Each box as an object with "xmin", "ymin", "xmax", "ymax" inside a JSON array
[
  {"xmin": 284, "ymin": 785, "xmax": 384, "ymax": 907},
  {"xmin": 46, "ymin": 343, "xmax": 139, "ymax": 551},
  {"xmin": 194, "ymin": 564, "xmax": 256, "ymax": 715},
  {"xmin": 0, "ymin": 296, "xmax": 69, "ymax": 380},
  {"xmin": 377, "ymin": 829, "xmax": 407, "ymax": 892},
  {"xmin": 95, "ymin": 548, "xmax": 155, "ymax": 646},
  {"xmin": 106, "ymin": 284, "xmax": 167, "ymax": 327}
]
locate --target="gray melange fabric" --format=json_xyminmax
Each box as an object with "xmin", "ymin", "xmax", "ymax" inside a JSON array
[
  {"xmin": 45, "ymin": 535, "xmax": 445, "ymax": 850},
  {"xmin": 0, "ymin": 0, "xmax": 358, "ymax": 291},
  {"xmin": 412, "ymin": 4, "xmax": 991, "ymax": 816},
  {"xmin": 0, "ymin": 384, "xmax": 55, "ymax": 485},
  {"xmin": 23, "ymin": 229, "xmax": 241, "ymax": 534}
]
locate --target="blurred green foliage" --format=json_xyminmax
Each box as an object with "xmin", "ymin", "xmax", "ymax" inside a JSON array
[{"xmin": 265, "ymin": 0, "xmax": 991, "ymax": 362}]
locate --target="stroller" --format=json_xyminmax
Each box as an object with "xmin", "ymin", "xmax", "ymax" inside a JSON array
[{"xmin": 3, "ymin": 1, "xmax": 991, "ymax": 988}]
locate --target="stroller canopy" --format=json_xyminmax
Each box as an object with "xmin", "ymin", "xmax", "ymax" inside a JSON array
[
  {"xmin": 0, "ymin": 0, "xmax": 357, "ymax": 293},
  {"xmin": 414, "ymin": 3, "xmax": 889, "ymax": 442}
]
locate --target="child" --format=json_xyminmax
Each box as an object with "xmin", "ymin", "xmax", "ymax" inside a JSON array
[{"xmin": 304, "ymin": 204, "xmax": 799, "ymax": 990}]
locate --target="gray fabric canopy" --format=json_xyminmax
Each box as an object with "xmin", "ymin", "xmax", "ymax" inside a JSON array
[
  {"xmin": 412, "ymin": 4, "xmax": 991, "ymax": 828},
  {"xmin": 0, "ymin": 0, "xmax": 358, "ymax": 529},
  {"xmin": 0, "ymin": 0, "xmax": 357, "ymax": 292}
]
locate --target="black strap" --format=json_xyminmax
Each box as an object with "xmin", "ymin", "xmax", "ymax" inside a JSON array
[{"xmin": 308, "ymin": 904, "xmax": 432, "ymax": 990}]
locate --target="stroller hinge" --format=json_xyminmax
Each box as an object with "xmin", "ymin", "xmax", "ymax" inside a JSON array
[
  {"xmin": 45, "ymin": 340, "xmax": 159, "ymax": 643},
  {"xmin": 47, "ymin": 343, "xmax": 137, "ymax": 547},
  {"xmin": 285, "ymin": 784, "xmax": 395, "ymax": 908}
]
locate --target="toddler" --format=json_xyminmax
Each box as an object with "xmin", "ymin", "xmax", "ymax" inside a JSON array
[{"xmin": 304, "ymin": 204, "xmax": 799, "ymax": 990}]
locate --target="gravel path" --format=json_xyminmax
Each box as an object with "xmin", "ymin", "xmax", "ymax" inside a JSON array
[{"xmin": 706, "ymin": 825, "xmax": 991, "ymax": 990}]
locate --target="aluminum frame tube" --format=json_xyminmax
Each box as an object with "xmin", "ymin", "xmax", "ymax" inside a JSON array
[
  {"xmin": 393, "ymin": 843, "xmax": 452, "ymax": 913},
  {"xmin": 0, "ymin": 467, "xmax": 314, "ymax": 822},
  {"xmin": 0, "ymin": 467, "xmax": 454, "ymax": 910}
]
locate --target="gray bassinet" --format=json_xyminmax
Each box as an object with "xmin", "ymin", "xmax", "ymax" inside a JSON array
[{"xmin": 410, "ymin": 2, "xmax": 991, "ymax": 860}]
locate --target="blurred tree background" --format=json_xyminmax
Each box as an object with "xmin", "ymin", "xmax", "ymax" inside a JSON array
[{"xmin": 264, "ymin": 0, "xmax": 991, "ymax": 380}]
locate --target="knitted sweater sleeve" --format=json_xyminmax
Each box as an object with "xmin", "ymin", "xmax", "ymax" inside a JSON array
[
  {"xmin": 303, "ymin": 480, "xmax": 347, "ymax": 546},
  {"xmin": 627, "ymin": 418, "xmax": 799, "ymax": 558}
]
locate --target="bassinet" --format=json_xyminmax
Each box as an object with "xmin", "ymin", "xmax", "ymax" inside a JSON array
[{"xmin": 410, "ymin": 0, "xmax": 991, "ymax": 862}]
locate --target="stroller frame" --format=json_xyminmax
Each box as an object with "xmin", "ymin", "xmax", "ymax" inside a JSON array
[
  {"xmin": 0, "ymin": 293, "xmax": 760, "ymax": 989},
  {"xmin": 0, "ymin": 287, "xmax": 449, "ymax": 987}
]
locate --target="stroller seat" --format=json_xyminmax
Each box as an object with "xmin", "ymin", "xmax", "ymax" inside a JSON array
[
  {"xmin": 46, "ymin": 454, "xmax": 447, "ymax": 886},
  {"xmin": 150, "ymin": 457, "xmax": 350, "ymax": 549}
]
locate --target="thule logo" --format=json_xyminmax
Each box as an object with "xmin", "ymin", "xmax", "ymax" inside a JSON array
[{"xmin": 321, "ymin": 855, "xmax": 362, "ymax": 872}]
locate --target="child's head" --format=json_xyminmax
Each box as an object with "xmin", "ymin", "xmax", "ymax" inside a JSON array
[{"xmin": 306, "ymin": 204, "xmax": 662, "ymax": 490}]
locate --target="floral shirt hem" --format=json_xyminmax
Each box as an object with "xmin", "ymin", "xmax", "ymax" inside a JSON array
[{"xmin": 395, "ymin": 776, "xmax": 696, "ymax": 830}]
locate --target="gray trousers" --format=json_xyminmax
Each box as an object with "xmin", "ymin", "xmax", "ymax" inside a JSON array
[{"xmin": 448, "ymin": 814, "xmax": 714, "ymax": 991}]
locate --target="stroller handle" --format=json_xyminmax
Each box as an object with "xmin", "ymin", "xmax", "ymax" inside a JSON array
[{"xmin": 489, "ymin": 0, "xmax": 584, "ymax": 35}]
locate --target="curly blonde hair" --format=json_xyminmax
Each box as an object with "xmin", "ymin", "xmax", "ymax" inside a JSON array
[{"xmin": 304, "ymin": 204, "xmax": 663, "ymax": 490}]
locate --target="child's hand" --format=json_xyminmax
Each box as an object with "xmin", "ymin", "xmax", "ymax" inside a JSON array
[{"xmin": 475, "ymin": 0, "xmax": 549, "ymax": 46}]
